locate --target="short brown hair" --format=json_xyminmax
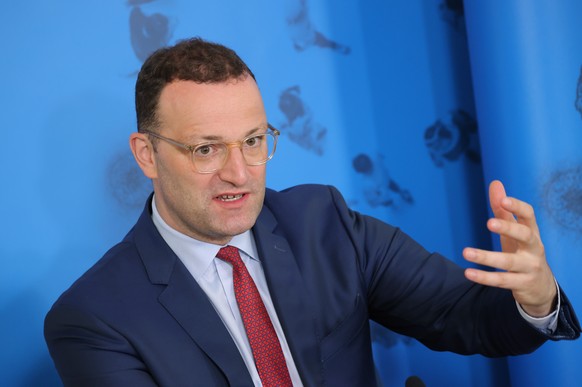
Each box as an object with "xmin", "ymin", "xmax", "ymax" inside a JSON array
[{"xmin": 135, "ymin": 37, "xmax": 255, "ymax": 133}]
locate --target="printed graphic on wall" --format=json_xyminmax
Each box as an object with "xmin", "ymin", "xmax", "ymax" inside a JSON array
[
  {"xmin": 129, "ymin": 1, "xmax": 173, "ymax": 63},
  {"xmin": 278, "ymin": 85, "xmax": 327, "ymax": 155},
  {"xmin": 107, "ymin": 0, "xmax": 174, "ymax": 211},
  {"xmin": 351, "ymin": 153, "xmax": 414, "ymax": 208},
  {"xmin": 543, "ymin": 166, "xmax": 582, "ymax": 234},
  {"xmin": 285, "ymin": 0, "xmax": 350, "ymax": 54},
  {"xmin": 424, "ymin": 109, "xmax": 480, "ymax": 167},
  {"xmin": 108, "ymin": 150, "xmax": 152, "ymax": 210}
]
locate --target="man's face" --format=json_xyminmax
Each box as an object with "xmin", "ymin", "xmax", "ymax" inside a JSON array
[{"xmin": 147, "ymin": 77, "xmax": 268, "ymax": 245}]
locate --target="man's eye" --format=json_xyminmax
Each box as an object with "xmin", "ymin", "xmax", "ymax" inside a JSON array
[
  {"xmin": 245, "ymin": 136, "xmax": 262, "ymax": 147},
  {"xmin": 194, "ymin": 145, "xmax": 216, "ymax": 157}
]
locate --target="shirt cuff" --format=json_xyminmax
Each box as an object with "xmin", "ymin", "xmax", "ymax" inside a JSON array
[{"xmin": 516, "ymin": 278, "xmax": 560, "ymax": 333}]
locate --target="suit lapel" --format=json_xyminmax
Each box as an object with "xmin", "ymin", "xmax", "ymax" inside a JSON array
[
  {"xmin": 158, "ymin": 263, "xmax": 253, "ymax": 386},
  {"xmin": 133, "ymin": 198, "xmax": 253, "ymax": 386},
  {"xmin": 253, "ymin": 208, "xmax": 323, "ymax": 385}
]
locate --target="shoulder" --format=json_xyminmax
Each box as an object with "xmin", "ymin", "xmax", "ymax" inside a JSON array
[
  {"xmin": 51, "ymin": 240, "xmax": 143, "ymax": 308},
  {"xmin": 260, "ymin": 184, "xmax": 401, "ymax": 248},
  {"xmin": 44, "ymin": 235, "xmax": 163, "ymax": 342},
  {"xmin": 264, "ymin": 184, "xmax": 348, "ymax": 212},
  {"xmin": 49, "ymin": 199, "xmax": 162, "ymax": 311},
  {"xmin": 47, "ymin": 200, "xmax": 163, "ymax": 322},
  {"xmin": 260, "ymin": 184, "xmax": 371, "ymax": 240}
]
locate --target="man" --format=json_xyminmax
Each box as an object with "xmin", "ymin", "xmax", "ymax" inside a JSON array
[{"xmin": 45, "ymin": 37, "xmax": 580, "ymax": 386}]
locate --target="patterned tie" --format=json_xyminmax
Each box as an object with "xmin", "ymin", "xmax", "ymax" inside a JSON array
[{"xmin": 216, "ymin": 246, "xmax": 293, "ymax": 387}]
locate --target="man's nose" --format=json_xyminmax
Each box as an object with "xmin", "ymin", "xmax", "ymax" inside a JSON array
[{"xmin": 217, "ymin": 146, "xmax": 249, "ymax": 185}]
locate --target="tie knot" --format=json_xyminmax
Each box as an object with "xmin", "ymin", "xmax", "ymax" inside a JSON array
[{"xmin": 216, "ymin": 245, "xmax": 242, "ymax": 266}]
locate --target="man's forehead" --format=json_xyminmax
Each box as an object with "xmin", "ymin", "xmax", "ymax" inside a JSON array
[
  {"xmin": 182, "ymin": 124, "xmax": 268, "ymax": 143},
  {"xmin": 161, "ymin": 77, "xmax": 254, "ymax": 95},
  {"xmin": 158, "ymin": 79, "xmax": 262, "ymax": 111}
]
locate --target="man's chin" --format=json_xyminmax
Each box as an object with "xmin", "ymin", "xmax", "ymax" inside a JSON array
[{"xmin": 216, "ymin": 218, "xmax": 257, "ymax": 238}]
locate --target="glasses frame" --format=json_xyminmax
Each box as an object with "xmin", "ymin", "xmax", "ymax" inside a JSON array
[{"xmin": 141, "ymin": 124, "xmax": 280, "ymax": 174}]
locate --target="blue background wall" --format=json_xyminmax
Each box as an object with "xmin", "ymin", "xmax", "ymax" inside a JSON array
[{"xmin": 1, "ymin": 1, "xmax": 580, "ymax": 386}]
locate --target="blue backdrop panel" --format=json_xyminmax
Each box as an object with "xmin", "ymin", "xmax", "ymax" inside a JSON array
[
  {"xmin": 465, "ymin": 1, "xmax": 582, "ymax": 386},
  {"xmin": 1, "ymin": 1, "xmax": 578, "ymax": 386}
]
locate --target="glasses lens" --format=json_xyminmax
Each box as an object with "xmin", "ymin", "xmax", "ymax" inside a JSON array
[
  {"xmin": 192, "ymin": 131, "xmax": 278, "ymax": 173},
  {"xmin": 242, "ymin": 133, "xmax": 276, "ymax": 165},
  {"xmin": 192, "ymin": 143, "xmax": 228, "ymax": 173}
]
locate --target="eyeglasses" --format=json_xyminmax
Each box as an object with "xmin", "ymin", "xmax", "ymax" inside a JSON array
[{"xmin": 141, "ymin": 124, "xmax": 280, "ymax": 174}]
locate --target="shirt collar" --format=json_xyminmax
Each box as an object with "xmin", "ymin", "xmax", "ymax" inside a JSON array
[{"xmin": 150, "ymin": 195, "xmax": 259, "ymax": 279}]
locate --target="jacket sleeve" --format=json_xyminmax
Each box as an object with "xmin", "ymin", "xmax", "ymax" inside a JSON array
[
  {"xmin": 325, "ymin": 185, "xmax": 580, "ymax": 356},
  {"xmin": 44, "ymin": 304, "xmax": 159, "ymax": 387}
]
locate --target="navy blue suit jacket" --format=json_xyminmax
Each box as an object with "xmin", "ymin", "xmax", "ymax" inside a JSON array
[{"xmin": 45, "ymin": 185, "xmax": 580, "ymax": 386}]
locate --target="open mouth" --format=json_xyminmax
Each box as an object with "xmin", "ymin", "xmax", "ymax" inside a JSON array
[{"xmin": 217, "ymin": 194, "xmax": 244, "ymax": 202}]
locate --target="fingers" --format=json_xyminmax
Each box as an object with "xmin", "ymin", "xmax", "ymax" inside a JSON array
[
  {"xmin": 464, "ymin": 267, "xmax": 522, "ymax": 290},
  {"xmin": 463, "ymin": 247, "xmax": 545, "ymax": 290},
  {"xmin": 489, "ymin": 180, "xmax": 540, "ymax": 233},
  {"xmin": 463, "ymin": 247, "xmax": 557, "ymax": 317},
  {"xmin": 487, "ymin": 217, "xmax": 541, "ymax": 251},
  {"xmin": 467, "ymin": 180, "xmax": 556, "ymax": 316},
  {"xmin": 489, "ymin": 180, "xmax": 513, "ymax": 221},
  {"xmin": 464, "ymin": 266, "xmax": 545, "ymax": 295},
  {"xmin": 495, "ymin": 196, "xmax": 541, "ymax": 237},
  {"xmin": 464, "ymin": 248, "xmax": 528, "ymax": 273}
]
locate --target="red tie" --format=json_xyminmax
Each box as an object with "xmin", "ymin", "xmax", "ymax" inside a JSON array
[{"xmin": 216, "ymin": 246, "xmax": 293, "ymax": 387}]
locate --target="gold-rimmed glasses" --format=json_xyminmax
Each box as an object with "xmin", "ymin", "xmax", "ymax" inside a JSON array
[{"xmin": 141, "ymin": 124, "xmax": 280, "ymax": 174}]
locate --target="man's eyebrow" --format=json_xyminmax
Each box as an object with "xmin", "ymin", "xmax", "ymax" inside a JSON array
[
  {"xmin": 190, "ymin": 126, "xmax": 266, "ymax": 143},
  {"xmin": 243, "ymin": 126, "xmax": 264, "ymax": 136}
]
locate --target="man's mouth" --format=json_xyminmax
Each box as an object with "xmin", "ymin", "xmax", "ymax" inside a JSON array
[{"xmin": 217, "ymin": 194, "xmax": 244, "ymax": 202}]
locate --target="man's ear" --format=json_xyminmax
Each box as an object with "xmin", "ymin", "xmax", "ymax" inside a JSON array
[{"xmin": 129, "ymin": 132, "xmax": 158, "ymax": 179}]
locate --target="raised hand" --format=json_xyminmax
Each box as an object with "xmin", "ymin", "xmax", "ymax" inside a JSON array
[{"xmin": 463, "ymin": 180, "xmax": 557, "ymax": 317}]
